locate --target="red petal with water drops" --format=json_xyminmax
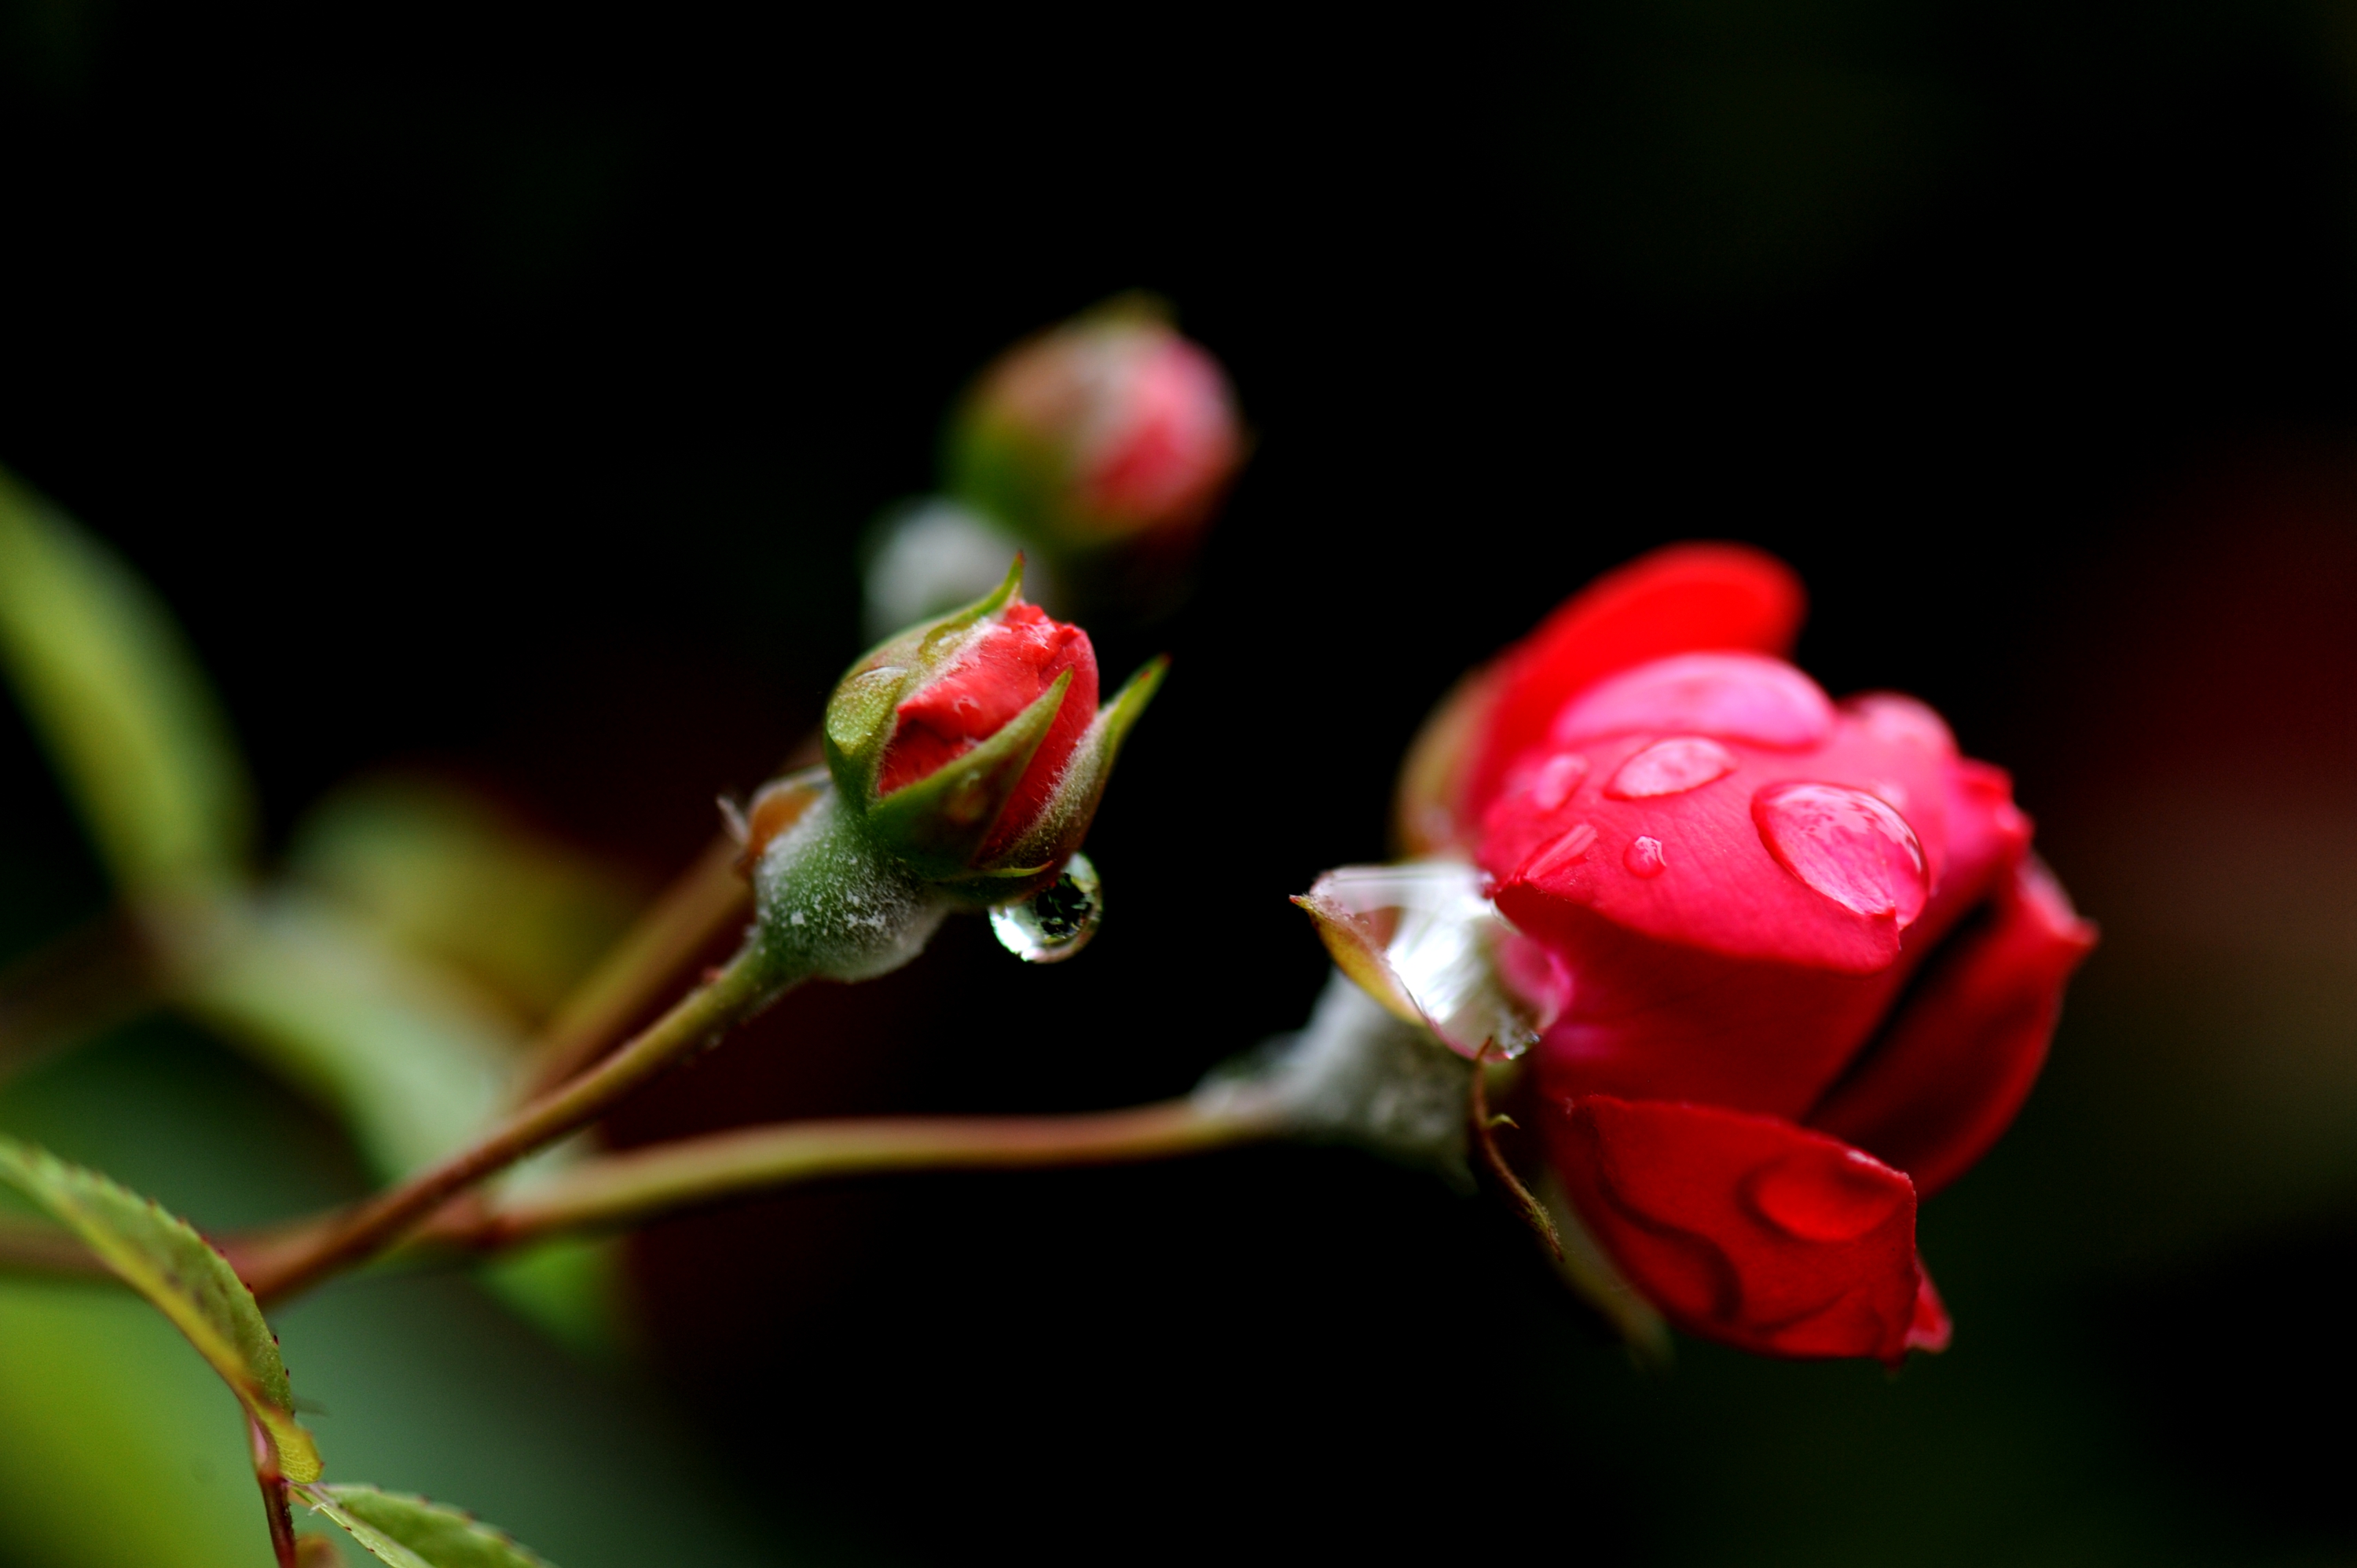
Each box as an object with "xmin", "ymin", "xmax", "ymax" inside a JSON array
[
  {"xmin": 1604, "ymin": 736, "xmax": 1739, "ymax": 800},
  {"xmin": 1488, "ymin": 698, "xmax": 1954, "ymax": 978},
  {"xmin": 1461, "ymin": 544, "xmax": 1805, "ymax": 824},
  {"xmin": 1541, "ymin": 1094, "xmax": 1926, "ymax": 1363},
  {"xmin": 1499, "ymin": 719, "xmax": 2035, "ymax": 1121},
  {"xmin": 1751, "ymin": 782, "xmax": 1930, "ymax": 925},
  {"xmin": 1809, "ymin": 854, "xmax": 2097, "ymax": 1196}
]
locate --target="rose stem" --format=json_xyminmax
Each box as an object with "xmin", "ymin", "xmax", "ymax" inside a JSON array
[
  {"xmin": 511, "ymin": 834, "xmax": 749, "ymax": 1101},
  {"xmin": 1469, "ymin": 1042, "xmax": 1562, "ymax": 1260},
  {"xmin": 515, "ymin": 727, "xmax": 826, "ymax": 1101},
  {"xmin": 240, "ymin": 944, "xmax": 777, "ymax": 1306},
  {"xmin": 0, "ymin": 1097, "xmax": 1295, "ymax": 1285},
  {"xmin": 248, "ymin": 1414, "xmax": 299, "ymax": 1568},
  {"xmin": 420, "ymin": 1095, "xmax": 1295, "ymax": 1254}
]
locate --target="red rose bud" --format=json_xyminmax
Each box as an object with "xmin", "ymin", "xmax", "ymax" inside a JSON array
[
  {"xmin": 1439, "ymin": 544, "xmax": 2093, "ymax": 1365},
  {"xmin": 945, "ymin": 295, "xmax": 1244, "ymax": 551},
  {"xmin": 821, "ymin": 557, "xmax": 1164, "ymax": 898}
]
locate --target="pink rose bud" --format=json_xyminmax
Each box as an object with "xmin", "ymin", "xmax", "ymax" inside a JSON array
[
  {"xmin": 945, "ymin": 296, "xmax": 1244, "ymax": 551},
  {"xmin": 1424, "ymin": 545, "xmax": 2094, "ymax": 1365}
]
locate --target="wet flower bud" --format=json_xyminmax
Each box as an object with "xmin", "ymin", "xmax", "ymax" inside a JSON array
[
  {"xmin": 944, "ymin": 295, "xmax": 1244, "ymax": 551},
  {"xmin": 750, "ymin": 562, "xmax": 1161, "ymax": 987},
  {"xmin": 1335, "ymin": 546, "xmax": 2098, "ymax": 1365},
  {"xmin": 819, "ymin": 557, "xmax": 1164, "ymax": 901}
]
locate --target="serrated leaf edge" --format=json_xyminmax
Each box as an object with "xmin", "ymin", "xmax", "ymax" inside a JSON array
[
  {"xmin": 299, "ymin": 1483, "xmax": 557, "ymax": 1568},
  {"xmin": 0, "ymin": 1135, "xmax": 321, "ymax": 1481}
]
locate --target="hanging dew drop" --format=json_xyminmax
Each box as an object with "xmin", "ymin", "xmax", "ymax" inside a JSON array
[
  {"xmin": 990, "ymin": 852, "xmax": 1103, "ymax": 963},
  {"xmin": 1490, "ymin": 1017, "xmax": 1539, "ymax": 1061}
]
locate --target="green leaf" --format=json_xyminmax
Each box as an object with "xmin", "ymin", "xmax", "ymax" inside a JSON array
[
  {"xmin": 0, "ymin": 465, "xmax": 255, "ymax": 894},
  {"xmin": 172, "ymin": 894, "xmax": 519, "ymax": 1181},
  {"xmin": 475, "ymin": 1237, "xmax": 626, "ymax": 1365},
  {"xmin": 301, "ymin": 1485, "xmax": 555, "ymax": 1568},
  {"xmin": 0, "ymin": 1278, "xmax": 268, "ymax": 1567},
  {"xmin": 170, "ymin": 896, "xmax": 626, "ymax": 1353},
  {"xmin": 0, "ymin": 1136, "xmax": 321, "ymax": 1482},
  {"xmin": 284, "ymin": 775, "xmax": 643, "ymax": 1021}
]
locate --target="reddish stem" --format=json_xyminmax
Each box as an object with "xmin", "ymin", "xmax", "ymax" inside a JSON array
[
  {"xmin": 1469, "ymin": 1043, "xmax": 1562, "ymax": 1260},
  {"xmin": 247, "ymin": 1414, "xmax": 299, "ymax": 1568},
  {"xmin": 239, "ymin": 945, "xmax": 772, "ymax": 1305}
]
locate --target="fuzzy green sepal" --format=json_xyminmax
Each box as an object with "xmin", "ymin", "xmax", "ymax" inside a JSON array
[{"xmin": 750, "ymin": 789, "xmax": 950, "ymax": 985}]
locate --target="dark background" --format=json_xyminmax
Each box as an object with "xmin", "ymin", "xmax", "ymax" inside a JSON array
[{"xmin": 5, "ymin": 2, "xmax": 2357, "ymax": 1563}]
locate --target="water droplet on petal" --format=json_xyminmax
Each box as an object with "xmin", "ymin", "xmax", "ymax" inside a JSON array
[
  {"xmin": 991, "ymin": 852, "xmax": 1103, "ymax": 963},
  {"xmin": 1866, "ymin": 778, "xmax": 1909, "ymax": 813},
  {"xmin": 1749, "ymin": 1147, "xmax": 1908, "ymax": 1241},
  {"xmin": 1552, "ymin": 653, "xmax": 1835, "ymax": 749},
  {"xmin": 1520, "ymin": 822, "xmax": 1596, "ymax": 881},
  {"xmin": 1529, "ymin": 750, "xmax": 1591, "ymax": 811},
  {"xmin": 1753, "ymin": 781, "xmax": 1928, "ymax": 923},
  {"xmin": 1623, "ymin": 836, "xmax": 1666, "ymax": 877},
  {"xmin": 1605, "ymin": 736, "xmax": 1739, "ymax": 799}
]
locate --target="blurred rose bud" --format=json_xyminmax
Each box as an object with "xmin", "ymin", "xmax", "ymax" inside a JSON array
[
  {"xmin": 822, "ymin": 558, "xmax": 1163, "ymax": 900},
  {"xmin": 1410, "ymin": 545, "xmax": 2096, "ymax": 1365},
  {"xmin": 944, "ymin": 295, "xmax": 1244, "ymax": 552}
]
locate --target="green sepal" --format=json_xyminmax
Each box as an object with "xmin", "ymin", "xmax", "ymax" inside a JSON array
[
  {"xmin": 861, "ymin": 668, "xmax": 1072, "ymax": 880},
  {"xmin": 942, "ymin": 654, "xmax": 1168, "ymax": 906},
  {"xmin": 823, "ymin": 555, "xmax": 1025, "ymax": 803}
]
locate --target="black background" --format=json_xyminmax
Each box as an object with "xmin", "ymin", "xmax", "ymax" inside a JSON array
[{"xmin": 5, "ymin": 2, "xmax": 2356, "ymax": 1561}]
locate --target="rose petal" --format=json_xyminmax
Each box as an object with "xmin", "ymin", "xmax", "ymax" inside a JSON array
[
  {"xmin": 1809, "ymin": 855, "xmax": 2096, "ymax": 1196},
  {"xmin": 1551, "ymin": 653, "xmax": 1835, "ymax": 752},
  {"xmin": 1486, "ymin": 710, "xmax": 1956, "ymax": 980},
  {"xmin": 1463, "ymin": 545, "xmax": 1805, "ymax": 824},
  {"xmin": 1541, "ymin": 1095, "xmax": 1925, "ymax": 1363},
  {"xmin": 879, "ymin": 601, "xmax": 1100, "ymax": 858},
  {"xmin": 1908, "ymin": 1258, "xmax": 1953, "ymax": 1355}
]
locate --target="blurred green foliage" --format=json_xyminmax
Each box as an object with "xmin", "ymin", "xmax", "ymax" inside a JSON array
[
  {"xmin": 0, "ymin": 473, "xmax": 788, "ymax": 1562},
  {"xmin": 0, "ymin": 1022, "xmax": 781, "ymax": 1567},
  {"xmin": 0, "ymin": 468, "xmax": 251, "ymax": 896}
]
